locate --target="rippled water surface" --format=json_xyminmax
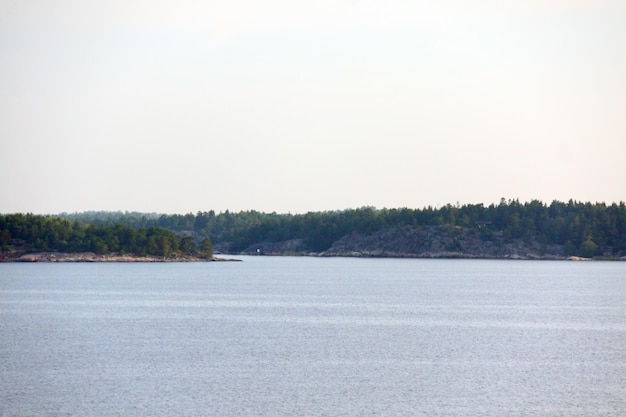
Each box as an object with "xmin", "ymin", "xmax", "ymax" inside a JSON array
[{"xmin": 1, "ymin": 257, "xmax": 625, "ymax": 416}]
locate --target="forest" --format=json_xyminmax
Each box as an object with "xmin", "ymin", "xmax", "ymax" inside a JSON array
[
  {"xmin": 0, "ymin": 214, "xmax": 213, "ymax": 259},
  {"xmin": 1, "ymin": 199, "xmax": 625, "ymax": 259}
]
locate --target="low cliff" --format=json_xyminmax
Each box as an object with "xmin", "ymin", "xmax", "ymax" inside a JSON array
[
  {"xmin": 321, "ymin": 225, "xmax": 565, "ymax": 259},
  {"xmin": 237, "ymin": 225, "xmax": 566, "ymax": 259}
]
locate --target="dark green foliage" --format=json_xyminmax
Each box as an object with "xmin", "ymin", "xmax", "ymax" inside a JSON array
[
  {"xmin": 12, "ymin": 199, "xmax": 625, "ymax": 258},
  {"xmin": 0, "ymin": 213, "xmax": 212, "ymax": 258},
  {"xmin": 0, "ymin": 229, "xmax": 11, "ymax": 250},
  {"xmin": 199, "ymin": 238, "xmax": 213, "ymax": 259},
  {"xmin": 241, "ymin": 202, "xmax": 620, "ymax": 253},
  {"xmin": 580, "ymin": 239, "xmax": 599, "ymax": 258},
  {"xmin": 222, "ymin": 200, "xmax": 626, "ymax": 256}
]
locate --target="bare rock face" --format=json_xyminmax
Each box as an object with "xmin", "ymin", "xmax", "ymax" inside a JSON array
[
  {"xmin": 224, "ymin": 225, "xmax": 566, "ymax": 259},
  {"xmin": 320, "ymin": 225, "xmax": 565, "ymax": 259}
]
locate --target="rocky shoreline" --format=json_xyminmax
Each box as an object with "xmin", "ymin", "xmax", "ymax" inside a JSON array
[
  {"xmin": 4, "ymin": 222, "xmax": 625, "ymax": 262},
  {"xmin": 0, "ymin": 252, "xmax": 240, "ymax": 262},
  {"xmin": 0, "ymin": 251, "xmax": 619, "ymax": 262}
]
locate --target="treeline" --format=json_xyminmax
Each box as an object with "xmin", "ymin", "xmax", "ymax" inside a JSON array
[
  {"xmin": 57, "ymin": 199, "xmax": 626, "ymax": 257},
  {"xmin": 59, "ymin": 210, "xmax": 280, "ymax": 243},
  {"xmin": 3, "ymin": 199, "xmax": 625, "ymax": 258},
  {"xmin": 0, "ymin": 214, "xmax": 213, "ymax": 258},
  {"xmin": 225, "ymin": 200, "xmax": 626, "ymax": 255}
]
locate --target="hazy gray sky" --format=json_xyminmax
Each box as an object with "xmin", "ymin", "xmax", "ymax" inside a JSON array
[{"xmin": 1, "ymin": 0, "xmax": 624, "ymax": 214}]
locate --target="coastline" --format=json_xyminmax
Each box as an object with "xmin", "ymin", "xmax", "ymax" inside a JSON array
[
  {"xmin": 1, "ymin": 251, "xmax": 622, "ymax": 262},
  {"xmin": 239, "ymin": 250, "xmax": 562, "ymax": 260},
  {"xmin": 0, "ymin": 252, "xmax": 240, "ymax": 262}
]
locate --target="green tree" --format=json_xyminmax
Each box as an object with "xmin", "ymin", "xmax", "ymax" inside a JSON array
[
  {"xmin": 180, "ymin": 236, "xmax": 195, "ymax": 255},
  {"xmin": 199, "ymin": 238, "xmax": 213, "ymax": 259},
  {"xmin": 580, "ymin": 239, "xmax": 598, "ymax": 258},
  {"xmin": 0, "ymin": 229, "xmax": 11, "ymax": 251}
]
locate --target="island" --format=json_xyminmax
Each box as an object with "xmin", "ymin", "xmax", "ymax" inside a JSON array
[{"xmin": 1, "ymin": 199, "xmax": 625, "ymax": 261}]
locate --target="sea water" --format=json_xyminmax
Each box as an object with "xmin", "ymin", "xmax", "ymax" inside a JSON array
[{"xmin": 1, "ymin": 257, "xmax": 625, "ymax": 416}]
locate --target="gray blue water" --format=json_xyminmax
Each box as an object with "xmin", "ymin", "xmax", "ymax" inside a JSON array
[{"xmin": 1, "ymin": 257, "xmax": 625, "ymax": 416}]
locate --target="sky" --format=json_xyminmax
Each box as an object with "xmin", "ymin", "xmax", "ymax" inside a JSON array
[{"xmin": 1, "ymin": 0, "xmax": 625, "ymax": 214}]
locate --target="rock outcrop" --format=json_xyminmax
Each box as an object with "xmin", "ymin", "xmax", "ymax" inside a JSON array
[
  {"xmin": 321, "ymin": 226, "xmax": 564, "ymax": 259},
  {"xmin": 230, "ymin": 225, "xmax": 567, "ymax": 259},
  {"xmin": 1, "ymin": 252, "xmax": 237, "ymax": 262}
]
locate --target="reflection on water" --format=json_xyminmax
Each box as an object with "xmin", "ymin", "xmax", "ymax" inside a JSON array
[{"xmin": 1, "ymin": 258, "xmax": 625, "ymax": 416}]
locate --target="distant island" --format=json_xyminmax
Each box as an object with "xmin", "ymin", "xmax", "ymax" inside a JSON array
[
  {"xmin": 0, "ymin": 216, "xmax": 215, "ymax": 262},
  {"xmin": 1, "ymin": 199, "xmax": 625, "ymax": 261}
]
